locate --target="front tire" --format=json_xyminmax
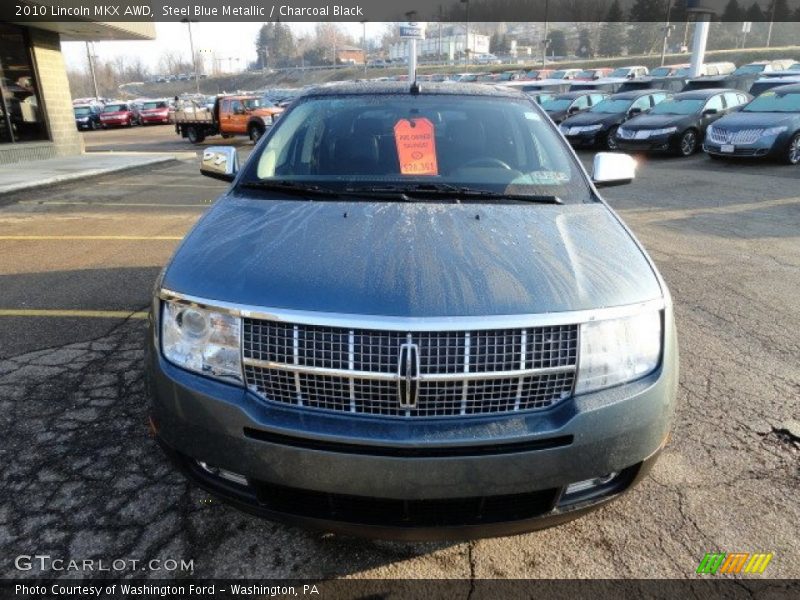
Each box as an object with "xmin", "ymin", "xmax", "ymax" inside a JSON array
[
  {"xmin": 676, "ymin": 129, "xmax": 698, "ymax": 157},
  {"xmin": 249, "ymin": 124, "xmax": 265, "ymax": 144},
  {"xmin": 605, "ymin": 126, "xmax": 619, "ymax": 151},
  {"xmin": 785, "ymin": 132, "xmax": 800, "ymax": 165}
]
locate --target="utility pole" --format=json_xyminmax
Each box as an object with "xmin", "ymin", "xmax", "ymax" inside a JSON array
[
  {"xmin": 461, "ymin": 0, "xmax": 469, "ymax": 67},
  {"xmin": 660, "ymin": 1, "xmax": 674, "ymax": 67},
  {"xmin": 542, "ymin": 0, "xmax": 549, "ymax": 69},
  {"xmin": 182, "ymin": 18, "xmax": 200, "ymax": 94},
  {"xmin": 85, "ymin": 42, "xmax": 99, "ymax": 100},
  {"xmin": 766, "ymin": 0, "xmax": 777, "ymax": 47},
  {"xmin": 361, "ymin": 20, "xmax": 368, "ymax": 76}
]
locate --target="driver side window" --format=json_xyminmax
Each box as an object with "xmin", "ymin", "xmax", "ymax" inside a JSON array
[
  {"xmin": 630, "ymin": 96, "xmax": 651, "ymax": 112},
  {"xmin": 704, "ymin": 95, "xmax": 724, "ymax": 112}
]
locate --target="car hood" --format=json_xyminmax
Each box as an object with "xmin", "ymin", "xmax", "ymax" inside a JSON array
[
  {"xmin": 162, "ymin": 196, "xmax": 662, "ymax": 318},
  {"xmin": 712, "ymin": 111, "xmax": 797, "ymax": 129},
  {"xmin": 624, "ymin": 113, "xmax": 689, "ymax": 129},
  {"xmin": 561, "ymin": 111, "xmax": 620, "ymax": 127}
]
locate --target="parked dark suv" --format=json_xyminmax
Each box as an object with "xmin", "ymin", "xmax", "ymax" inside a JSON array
[{"xmin": 147, "ymin": 82, "xmax": 678, "ymax": 540}]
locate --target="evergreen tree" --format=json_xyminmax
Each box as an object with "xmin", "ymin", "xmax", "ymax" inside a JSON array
[
  {"xmin": 598, "ymin": 0, "xmax": 626, "ymax": 57},
  {"xmin": 627, "ymin": 0, "xmax": 664, "ymax": 55},
  {"xmin": 576, "ymin": 29, "xmax": 594, "ymax": 58},
  {"xmin": 547, "ymin": 30, "xmax": 568, "ymax": 58}
]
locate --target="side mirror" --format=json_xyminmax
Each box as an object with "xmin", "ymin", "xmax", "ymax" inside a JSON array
[
  {"xmin": 628, "ymin": 107, "xmax": 643, "ymax": 117},
  {"xmin": 702, "ymin": 108, "xmax": 719, "ymax": 116},
  {"xmin": 200, "ymin": 146, "xmax": 239, "ymax": 182},
  {"xmin": 567, "ymin": 105, "xmax": 580, "ymax": 114},
  {"xmin": 592, "ymin": 152, "xmax": 637, "ymax": 188}
]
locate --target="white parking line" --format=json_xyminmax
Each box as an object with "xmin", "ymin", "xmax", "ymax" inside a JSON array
[
  {"xmin": 0, "ymin": 235, "xmax": 183, "ymax": 240},
  {"xmin": 17, "ymin": 201, "xmax": 209, "ymax": 207},
  {"xmin": 0, "ymin": 309, "xmax": 148, "ymax": 319}
]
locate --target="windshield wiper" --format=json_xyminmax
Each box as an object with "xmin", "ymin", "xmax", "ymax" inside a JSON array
[
  {"xmin": 346, "ymin": 183, "xmax": 563, "ymax": 204},
  {"xmin": 239, "ymin": 180, "xmax": 342, "ymax": 198}
]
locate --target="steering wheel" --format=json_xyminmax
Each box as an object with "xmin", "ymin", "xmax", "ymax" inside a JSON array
[{"xmin": 462, "ymin": 157, "xmax": 513, "ymax": 170}]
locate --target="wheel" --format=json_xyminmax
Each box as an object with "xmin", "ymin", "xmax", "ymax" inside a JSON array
[
  {"xmin": 90, "ymin": 120, "xmax": 98, "ymax": 131},
  {"xmin": 249, "ymin": 124, "xmax": 265, "ymax": 143},
  {"xmin": 785, "ymin": 132, "xmax": 800, "ymax": 165},
  {"xmin": 186, "ymin": 126, "xmax": 205, "ymax": 144},
  {"xmin": 605, "ymin": 126, "xmax": 619, "ymax": 151},
  {"xmin": 676, "ymin": 129, "xmax": 698, "ymax": 157}
]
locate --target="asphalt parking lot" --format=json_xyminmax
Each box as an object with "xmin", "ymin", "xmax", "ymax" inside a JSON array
[{"xmin": 1, "ymin": 124, "xmax": 798, "ymax": 579}]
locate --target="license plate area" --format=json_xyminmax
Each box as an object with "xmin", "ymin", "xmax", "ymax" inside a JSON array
[{"xmin": 720, "ymin": 144, "xmax": 735, "ymax": 153}]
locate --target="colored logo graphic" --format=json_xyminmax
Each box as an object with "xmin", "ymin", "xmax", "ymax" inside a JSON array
[{"xmin": 696, "ymin": 552, "xmax": 773, "ymax": 575}]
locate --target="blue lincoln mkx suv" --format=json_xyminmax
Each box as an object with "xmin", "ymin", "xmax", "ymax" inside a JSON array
[{"xmin": 146, "ymin": 82, "xmax": 678, "ymax": 540}]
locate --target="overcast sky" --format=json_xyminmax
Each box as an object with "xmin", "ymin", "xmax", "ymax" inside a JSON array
[{"xmin": 61, "ymin": 22, "xmax": 374, "ymax": 73}]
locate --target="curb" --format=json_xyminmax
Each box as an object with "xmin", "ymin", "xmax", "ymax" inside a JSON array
[{"xmin": 0, "ymin": 156, "xmax": 183, "ymax": 202}]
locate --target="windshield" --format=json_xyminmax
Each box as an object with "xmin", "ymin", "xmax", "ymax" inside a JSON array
[
  {"xmin": 576, "ymin": 70, "xmax": 595, "ymax": 79},
  {"xmin": 674, "ymin": 67, "xmax": 692, "ymax": 77},
  {"xmin": 650, "ymin": 98, "xmax": 704, "ymax": 115},
  {"xmin": 74, "ymin": 107, "xmax": 91, "ymax": 116},
  {"xmin": 608, "ymin": 68, "xmax": 632, "ymax": 78},
  {"xmin": 460, "ymin": 74, "xmax": 477, "ymax": 82},
  {"xmin": 143, "ymin": 101, "xmax": 167, "ymax": 110},
  {"xmin": 650, "ymin": 67, "xmax": 672, "ymax": 77},
  {"xmin": 743, "ymin": 91, "xmax": 800, "ymax": 112},
  {"xmin": 551, "ymin": 70, "xmax": 570, "ymax": 79},
  {"xmin": 589, "ymin": 98, "xmax": 632, "ymax": 113},
  {"xmin": 242, "ymin": 98, "xmax": 264, "ymax": 109},
  {"xmin": 531, "ymin": 93, "xmax": 555, "ymax": 104},
  {"xmin": 540, "ymin": 98, "xmax": 573, "ymax": 111},
  {"xmin": 103, "ymin": 104, "xmax": 126, "ymax": 112},
  {"xmin": 791, "ymin": 64, "xmax": 800, "ymax": 71},
  {"xmin": 242, "ymin": 94, "xmax": 592, "ymax": 204},
  {"xmin": 734, "ymin": 64, "xmax": 766, "ymax": 75}
]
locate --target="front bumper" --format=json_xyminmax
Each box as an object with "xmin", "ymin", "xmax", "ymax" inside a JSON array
[
  {"xmin": 147, "ymin": 308, "xmax": 678, "ymax": 540},
  {"xmin": 703, "ymin": 141, "xmax": 775, "ymax": 158},
  {"xmin": 100, "ymin": 117, "xmax": 130, "ymax": 126},
  {"xmin": 616, "ymin": 133, "xmax": 677, "ymax": 153},
  {"xmin": 141, "ymin": 114, "xmax": 170, "ymax": 124},
  {"xmin": 562, "ymin": 129, "xmax": 605, "ymax": 147}
]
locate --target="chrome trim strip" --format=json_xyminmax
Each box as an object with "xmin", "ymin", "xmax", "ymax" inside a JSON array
[
  {"xmin": 348, "ymin": 330, "xmax": 356, "ymax": 414},
  {"xmin": 514, "ymin": 329, "xmax": 527, "ymax": 412},
  {"xmin": 160, "ymin": 288, "xmax": 665, "ymax": 331},
  {"xmin": 461, "ymin": 332, "xmax": 470, "ymax": 416},
  {"xmin": 242, "ymin": 357, "xmax": 574, "ymax": 382},
  {"xmin": 292, "ymin": 325, "xmax": 302, "ymax": 407}
]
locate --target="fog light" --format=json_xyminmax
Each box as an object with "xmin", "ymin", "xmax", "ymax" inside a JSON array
[
  {"xmin": 197, "ymin": 461, "xmax": 249, "ymax": 487},
  {"xmin": 564, "ymin": 472, "xmax": 618, "ymax": 496}
]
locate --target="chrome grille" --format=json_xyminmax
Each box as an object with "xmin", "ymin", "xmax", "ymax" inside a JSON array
[
  {"xmin": 708, "ymin": 127, "xmax": 762, "ymax": 145},
  {"xmin": 242, "ymin": 320, "xmax": 578, "ymax": 418}
]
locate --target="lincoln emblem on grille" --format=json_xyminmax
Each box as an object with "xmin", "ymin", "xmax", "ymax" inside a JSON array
[{"xmin": 397, "ymin": 340, "xmax": 421, "ymax": 408}]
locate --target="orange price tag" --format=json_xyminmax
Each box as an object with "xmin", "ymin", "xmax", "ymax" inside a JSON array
[{"xmin": 394, "ymin": 118, "xmax": 439, "ymax": 176}]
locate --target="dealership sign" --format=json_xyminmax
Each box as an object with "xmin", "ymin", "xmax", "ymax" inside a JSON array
[{"xmin": 399, "ymin": 22, "xmax": 426, "ymax": 39}]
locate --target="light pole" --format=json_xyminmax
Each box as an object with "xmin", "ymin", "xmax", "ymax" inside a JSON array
[
  {"xmin": 542, "ymin": 0, "xmax": 549, "ymax": 69},
  {"xmin": 181, "ymin": 18, "xmax": 200, "ymax": 94},
  {"xmin": 766, "ymin": 0, "xmax": 777, "ymax": 47},
  {"xmin": 85, "ymin": 42, "xmax": 99, "ymax": 100},
  {"xmin": 461, "ymin": 0, "xmax": 469, "ymax": 67},
  {"xmin": 361, "ymin": 20, "xmax": 368, "ymax": 76},
  {"xmin": 660, "ymin": 1, "xmax": 674, "ymax": 67},
  {"xmin": 405, "ymin": 11, "xmax": 418, "ymax": 82}
]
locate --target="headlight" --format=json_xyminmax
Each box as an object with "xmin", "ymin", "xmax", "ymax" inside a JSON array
[
  {"xmin": 574, "ymin": 311, "xmax": 661, "ymax": 394},
  {"xmin": 651, "ymin": 126, "xmax": 677, "ymax": 136},
  {"xmin": 579, "ymin": 124, "xmax": 603, "ymax": 132},
  {"xmin": 161, "ymin": 301, "xmax": 242, "ymax": 382},
  {"xmin": 616, "ymin": 127, "xmax": 633, "ymax": 139},
  {"xmin": 761, "ymin": 126, "xmax": 787, "ymax": 137},
  {"xmin": 559, "ymin": 124, "xmax": 570, "ymax": 133}
]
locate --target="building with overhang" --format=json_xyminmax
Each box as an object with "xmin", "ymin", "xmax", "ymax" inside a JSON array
[{"xmin": 0, "ymin": 19, "xmax": 154, "ymax": 165}]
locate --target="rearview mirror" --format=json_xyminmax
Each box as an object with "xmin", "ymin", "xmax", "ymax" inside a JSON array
[
  {"xmin": 200, "ymin": 147, "xmax": 239, "ymax": 182},
  {"xmin": 592, "ymin": 152, "xmax": 636, "ymax": 188}
]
